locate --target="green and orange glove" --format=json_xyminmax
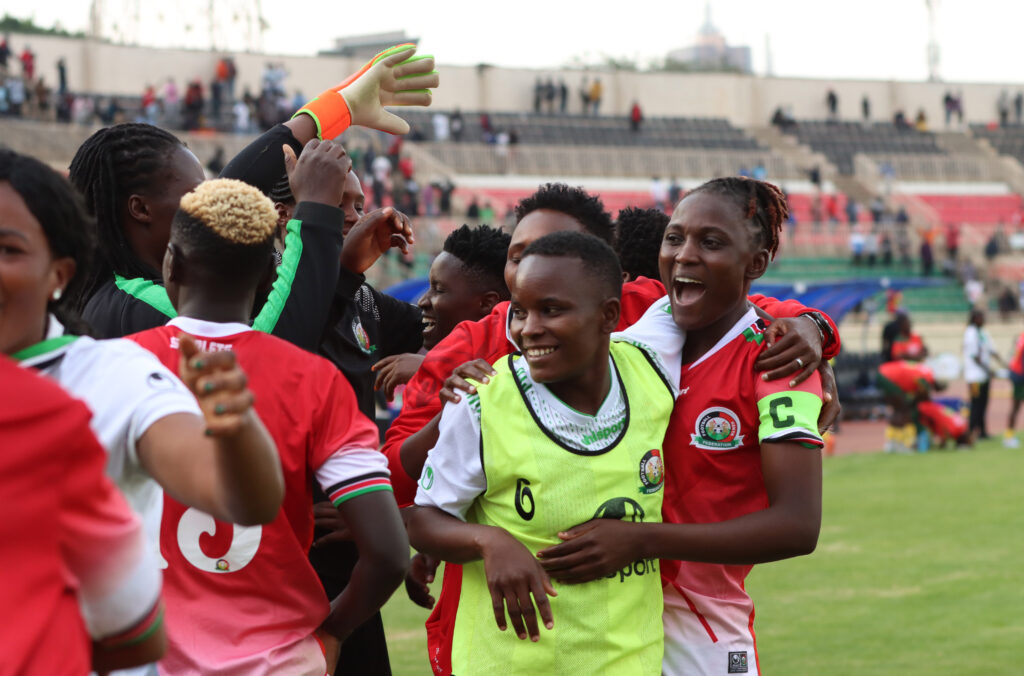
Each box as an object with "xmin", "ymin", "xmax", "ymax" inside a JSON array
[{"xmin": 294, "ymin": 43, "xmax": 439, "ymax": 139}]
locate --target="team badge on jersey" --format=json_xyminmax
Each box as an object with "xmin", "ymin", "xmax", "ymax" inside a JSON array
[
  {"xmin": 728, "ymin": 651, "xmax": 749, "ymax": 673},
  {"xmin": 638, "ymin": 449, "xmax": 664, "ymax": 494},
  {"xmin": 691, "ymin": 407, "xmax": 744, "ymax": 450},
  {"xmin": 351, "ymin": 317, "xmax": 373, "ymax": 354}
]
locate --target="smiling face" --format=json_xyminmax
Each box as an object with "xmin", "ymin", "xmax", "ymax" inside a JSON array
[
  {"xmin": 505, "ymin": 209, "xmax": 587, "ymax": 295},
  {"xmin": 509, "ymin": 254, "xmax": 617, "ymax": 386},
  {"xmin": 341, "ymin": 171, "xmax": 366, "ymax": 236},
  {"xmin": 0, "ymin": 182, "xmax": 75, "ymax": 355},
  {"xmin": 659, "ymin": 191, "xmax": 768, "ymax": 339},
  {"xmin": 418, "ymin": 251, "xmax": 490, "ymax": 350}
]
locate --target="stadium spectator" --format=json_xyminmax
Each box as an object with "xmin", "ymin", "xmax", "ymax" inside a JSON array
[
  {"xmin": 943, "ymin": 91, "xmax": 955, "ymax": 126},
  {"xmin": 668, "ymin": 177, "xmax": 683, "ymax": 207},
  {"xmin": 544, "ymin": 77, "xmax": 556, "ymax": 114},
  {"xmin": 5, "ymin": 74, "xmax": 23, "ymax": 117},
  {"xmin": 558, "ymin": 78, "xmax": 568, "ymax": 113},
  {"xmin": 963, "ymin": 309, "xmax": 1005, "ymax": 441},
  {"xmin": 920, "ymin": 231, "xmax": 935, "ymax": 276},
  {"xmin": 533, "ymin": 77, "xmax": 542, "ymax": 113},
  {"xmin": 915, "ymin": 108, "xmax": 928, "ymax": 131},
  {"xmin": 18, "ymin": 45, "xmax": 33, "ymax": 80},
  {"xmin": 1016, "ymin": 91, "xmax": 1023, "ymax": 125},
  {"xmin": 233, "ymin": 96, "xmax": 250, "ymax": 132},
  {"xmin": 630, "ymin": 100, "xmax": 643, "ymax": 132},
  {"xmin": 845, "ymin": 196, "xmax": 859, "ymax": 224},
  {"xmin": 479, "ymin": 201, "xmax": 495, "ymax": 224},
  {"xmin": 862, "ymin": 94, "xmax": 870, "ymax": 121},
  {"xmin": 183, "ymin": 80, "xmax": 203, "ymax": 130},
  {"xmin": 450, "ymin": 107, "xmax": 464, "ymax": 141},
  {"xmin": 432, "ymin": 110, "xmax": 450, "ymax": 140},
  {"xmin": 216, "ymin": 55, "xmax": 236, "ymax": 99},
  {"xmin": 56, "ymin": 56, "xmax": 67, "ymax": 95},
  {"xmin": 945, "ymin": 222, "xmax": 960, "ymax": 261},
  {"xmin": 466, "ymin": 195, "xmax": 481, "ymax": 220},
  {"xmin": 371, "ymin": 152, "xmax": 392, "ymax": 207},
  {"xmin": 589, "ymin": 77, "xmax": 603, "ymax": 115},
  {"xmin": 650, "ymin": 175, "xmax": 669, "ymax": 210},
  {"xmin": 0, "ymin": 36, "xmax": 9, "ymax": 74},
  {"xmin": 579, "ymin": 76, "xmax": 590, "ymax": 114},
  {"xmin": 438, "ymin": 178, "xmax": 455, "ymax": 216},
  {"xmin": 826, "ymin": 88, "xmax": 838, "ymax": 120},
  {"xmin": 999, "ymin": 90, "xmax": 1011, "ymax": 127}
]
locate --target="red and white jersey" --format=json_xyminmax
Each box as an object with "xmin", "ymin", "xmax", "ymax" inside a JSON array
[
  {"xmin": 0, "ymin": 357, "xmax": 162, "ymax": 676},
  {"xmin": 627, "ymin": 301, "xmax": 823, "ymax": 674},
  {"xmin": 129, "ymin": 317, "xmax": 389, "ymax": 676}
]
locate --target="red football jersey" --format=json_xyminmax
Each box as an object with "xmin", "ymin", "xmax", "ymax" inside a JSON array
[
  {"xmin": 129, "ymin": 319, "xmax": 384, "ymax": 675},
  {"xmin": 879, "ymin": 360, "xmax": 936, "ymax": 396},
  {"xmin": 0, "ymin": 357, "xmax": 157, "ymax": 676},
  {"xmin": 660, "ymin": 310, "xmax": 823, "ymax": 647}
]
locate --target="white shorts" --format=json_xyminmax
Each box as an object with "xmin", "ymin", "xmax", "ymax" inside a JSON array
[{"xmin": 662, "ymin": 583, "xmax": 760, "ymax": 676}]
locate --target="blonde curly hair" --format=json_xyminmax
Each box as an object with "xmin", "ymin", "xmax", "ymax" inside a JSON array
[{"xmin": 179, "ymin": 178, "xmax": 277, "ymax": 245}]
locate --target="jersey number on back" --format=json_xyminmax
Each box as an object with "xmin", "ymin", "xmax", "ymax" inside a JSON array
[{"xmin": 171, "ymin": 508, "xmax": 262, "ymax": 573}]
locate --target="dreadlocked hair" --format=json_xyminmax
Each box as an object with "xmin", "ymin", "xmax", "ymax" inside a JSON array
[
  {"xmin": 690, "ymin": 176, "xmax": 788, "ymax": 261},
  {"xmin": 172, "ymin": 179, "xmax": 277, "ymax": 288},
  {"xmin": 67, "ymin": 123, "xmax": 184, "ymax": 306},
  {"xmin": 514, "ymin": 183, "xmax": 614, "ymax": 245},
  {"xmin": 0, "ymin": 147, "xmax": 95, "ymax": 335},
  {"xmin": 614, "ymin": 207, "xmax": 668, "ymax": 281},
  {"xmin": 442, "ymin": 224, "xmax": 512, "ymax": 298}
]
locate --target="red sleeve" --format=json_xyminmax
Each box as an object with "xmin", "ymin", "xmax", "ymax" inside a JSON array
[
  {"xmin": 748, "ymin": 294, "xmax": 841, "ymax": 360},
  {"xmin": 312, "ymin": 364, "xmax": 382, "ymax": 469},
  {"xmin": 619, "ymin": 276, "xmax": 665, "ymax": 328},
  {"xmin": 382, "ymin": 305, "xmax": 513, "ymax": 507}
]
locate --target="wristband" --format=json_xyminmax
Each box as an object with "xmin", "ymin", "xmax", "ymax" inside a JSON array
[
  {"xmin": 293, "ymin": 90, "xmax": 352, "ymax": 141},
  {"xmin": 801, "ymin": 311, "xmax": 832, "ymax": 347}
]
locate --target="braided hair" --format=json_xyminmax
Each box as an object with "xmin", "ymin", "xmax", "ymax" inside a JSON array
[
  {"xmin": 689, "ymin": 176, "xmax": 788, "ymax": 261},
  {"xmin": 68, "ymin": 123, "xmax": 184, "ymax": 305}
]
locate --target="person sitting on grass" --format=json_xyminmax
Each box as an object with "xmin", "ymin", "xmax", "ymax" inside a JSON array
[
  {"xmin": 128, "ymin": 179, "xmax": 409, "ymax": 675},
  {"xmin": 878, "ymin": 359, "xmax": 939, "ymax": 453},
  {"xmin": 408, "ymin": 232, "xmax": 678, "ymax": 674}
]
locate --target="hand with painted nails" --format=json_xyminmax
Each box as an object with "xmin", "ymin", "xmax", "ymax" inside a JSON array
[{"xmin": 177, "ymin": 333, "xmax": 256, "ymax": 437}]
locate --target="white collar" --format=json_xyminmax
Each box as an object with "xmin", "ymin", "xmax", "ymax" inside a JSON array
[{"xmin": 167, "ymin": 316, "xmax": 253, "ymax": 337}]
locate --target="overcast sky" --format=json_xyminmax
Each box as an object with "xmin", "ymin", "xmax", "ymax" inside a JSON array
[{"xmin": 2, "ymin": 0, "xmax": 1018, "ymax": 84}]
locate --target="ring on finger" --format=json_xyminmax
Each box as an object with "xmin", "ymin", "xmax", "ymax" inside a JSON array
[{"xmin": 795, "ymin": 357, "xmax": 804, "ymax": 368}]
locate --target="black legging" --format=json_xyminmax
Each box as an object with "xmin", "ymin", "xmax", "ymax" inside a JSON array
[{"xmin": 968, "ymin": 379, "xmax": 991, "ymax": 438}]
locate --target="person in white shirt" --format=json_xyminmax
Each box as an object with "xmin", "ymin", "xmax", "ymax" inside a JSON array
[{"xmin": 962, "ymin": 309, "xmax": 1006, "ymax": 440}]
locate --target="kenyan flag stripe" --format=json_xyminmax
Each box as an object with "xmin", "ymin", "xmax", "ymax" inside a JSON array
[{"xmin": 327, "ymin": 471, "xmax": 392, "ymax": 506}]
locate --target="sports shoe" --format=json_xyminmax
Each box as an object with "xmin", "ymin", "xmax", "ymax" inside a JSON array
[{"xmin": 1003, "ymin": 435, "xmax": 1020, "ymax": 449}]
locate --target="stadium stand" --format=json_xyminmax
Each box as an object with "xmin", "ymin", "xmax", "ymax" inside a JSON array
[{"xmin": 783, "ymin": 120, "xmax": 944, "ymax": 175}]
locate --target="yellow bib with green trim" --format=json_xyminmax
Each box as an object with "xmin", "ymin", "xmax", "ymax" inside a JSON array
[{"xmin": 451, "ymin": 340, "xmax": 675, "ymax": 675}]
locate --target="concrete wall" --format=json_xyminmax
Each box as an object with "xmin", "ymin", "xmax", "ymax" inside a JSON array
[{"xmin": 6, "ymin": 32, "xmax": 1020, "ymax": 128}]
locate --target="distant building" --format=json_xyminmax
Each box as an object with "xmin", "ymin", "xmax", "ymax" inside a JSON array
[
  {"xmin": 666, "ymin": 3, "xmax": 752, "ymax": 74},
  {"xmin": 320, "ymin": 31, "xmax": 419, "ymax": 59}
]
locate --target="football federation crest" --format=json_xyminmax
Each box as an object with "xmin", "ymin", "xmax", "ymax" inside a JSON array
[
  {"xmin": 638, "ymin": 449, "xmax": 664, "ymax": 494},
  {"xmin": 691, "ymin": 407, "xmax": 744, "ymax": 450},
  {"xmin": 352, "ymin": 317, "xmax": 373, "ymax": 354}
]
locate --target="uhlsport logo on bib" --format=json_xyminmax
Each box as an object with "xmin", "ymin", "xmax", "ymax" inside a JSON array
[
  {"xmin": 638, "ymin": 449, "xmax": 664, "ymax": 494},
  {"xmin": 691, "ymin": 407, "xmax": 744, "ymax": 450}
]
